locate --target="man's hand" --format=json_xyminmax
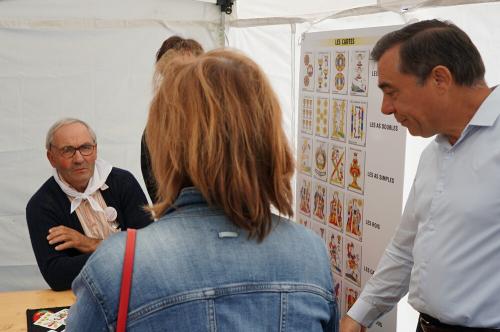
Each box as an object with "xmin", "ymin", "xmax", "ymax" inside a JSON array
[
  {"xmin": 340, "ymin": 315, "xmax": 367, "ymax": 332},
  {"xmin": 47, "ymin": 226, "xmax": 101, "ymax": 254}
]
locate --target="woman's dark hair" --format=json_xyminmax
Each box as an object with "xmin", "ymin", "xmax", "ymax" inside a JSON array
[{"xmin": 156, "ymin": 36, "xmax": 204, "ymax": 62}]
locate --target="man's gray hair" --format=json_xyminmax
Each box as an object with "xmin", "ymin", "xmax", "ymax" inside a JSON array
[{"xmin": 45, "ymin": 118, "xmax": 97, "ymax": 150}]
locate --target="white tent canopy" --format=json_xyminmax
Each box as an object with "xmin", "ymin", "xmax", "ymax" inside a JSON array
[
  {"xmin": 1, "ymin": 0, "xmax": 499, "ymax": 329},
  {"xmin": 0, "ymin": 0, "xmax": 221, "ymax": 292}
]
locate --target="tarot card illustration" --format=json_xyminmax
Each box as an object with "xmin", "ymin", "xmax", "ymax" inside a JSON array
[
  {"xmin": 344, "ymin": 284, "xmax": 360, "ymax": 316},
  {"xmin": 302, "ymin": 52, "xmax": 315, "ymax": 92},
  {"xmin": 327, "ymin": 228, "xmax": 343, "ymax": 276},
  {"xmin": 313, "ymin": 139, "xmax": 328, "ymax": 182},
  {"xmin": 33, "ymin": 308, "xmax": 69, "ymax": 329},
  {"xmin": 332, "ymin": 50, "xmax": 348, "ymax": 95},
  {"xmin": 327, "ymin": 187, "xmax": 344, "ymax": 231},
  {"xmin": 299, "ymin": 136, "xmax": 312, "ymax": 175},
  {"xmin": 350, "ymin": 50, "xmax": 369, "ymax": 96},
  {"xmin": 348, "ymin": 101, "xmax": 367, "ymax": 146},
  {"xmin": 330, "ymin": 98, "xmax": 347, "ymax": 142},
  {"xmin": 312, "ymin": 181, "xmax": 327, "ymax": 224},
  {"xmin": 328, "ymin": 143, "xmax": 345, "ymax": 188},
  {"xmin": 344, "ymin": 239, "xmax": 362, "ymax": 286},
  {"xmin": 298, "ymin": 177, "xmax": 312, "ymax": 217},
  {"xmin": 315, "ymin": 97, "xmax": 329, "ymax": 138},
  {"xmin": 301, "ymin": 95, "xmax": 314, "ymax": 135},
  {"xmin": 316, "ymin": 52, "xmax": 331, "ymax": 93},
  {"xmin": 334, "ymin": 278, "xmax": 342, "ymax": 310},
  {"xmin": 311, "ymin": 221, "xmax": 326, "ymax": 241},
  {"xmin": 346, "ymin": 147, "xmax": 365, "ymax": 194},
  {"xmin": 345, "ymin": 193, "xmax": 363, "ymax": 241},
  {"xmin": 298, "ymin": 216, "xmax": 311, "ymax": 229}
]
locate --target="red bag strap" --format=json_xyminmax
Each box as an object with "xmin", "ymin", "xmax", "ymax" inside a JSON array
[{"xmin": 117, "ymin": 228, "xmax": 137, "ymax": 332}]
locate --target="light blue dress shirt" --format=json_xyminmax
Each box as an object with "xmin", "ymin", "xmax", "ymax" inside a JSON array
[{"xmin": 348, "ymin": 86, "xmax": 500, "ymax": 328}]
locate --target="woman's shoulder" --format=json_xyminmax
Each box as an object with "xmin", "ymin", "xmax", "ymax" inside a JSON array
[
  {"xmin": 84, "ymin": 231, "xmax": 128, "ymax": 280},
  {"xmin": 271, "ymin": 215, "xmax": 324, "ymax": 244}
]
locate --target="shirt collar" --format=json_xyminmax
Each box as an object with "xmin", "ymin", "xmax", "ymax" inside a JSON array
[
  {"xmin": 467, "ymin": 85, "xmax": 500, "ymax": 127},
  {"xmin": 435, "ymin": 86, "xmax": 500, "ymax": 148}
]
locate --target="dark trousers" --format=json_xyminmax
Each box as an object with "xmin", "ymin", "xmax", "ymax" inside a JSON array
[{"xmin": 417, "ymin": 313, "xmax": 499, "ymax": 332}]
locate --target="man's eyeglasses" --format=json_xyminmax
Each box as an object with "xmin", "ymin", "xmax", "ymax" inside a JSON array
[{"xmin": 52, "ymin": 144, "xmax": 95, "ymax": 159}]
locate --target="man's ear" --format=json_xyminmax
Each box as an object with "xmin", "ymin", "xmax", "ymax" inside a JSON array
[
  {"xmin": 47, "ymin": 149, "xmax": 56, "ymax": 168},
  {"xmin": 430, "ymin": 65, "xmax": 453, "ymax": 91}
]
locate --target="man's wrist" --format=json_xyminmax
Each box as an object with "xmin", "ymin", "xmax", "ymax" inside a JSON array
[
  {"xmin": 82, "ymin": 238, "xmax": 101, "ymax": 254},
  {"xmin": 347, "ymin": 297, "xmax": 382, "ymax": 328}
]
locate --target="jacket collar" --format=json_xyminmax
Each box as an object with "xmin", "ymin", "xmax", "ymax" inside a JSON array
[{"xmin": 165, "ymin": 187, "xmax": 207, "ymax": 215}]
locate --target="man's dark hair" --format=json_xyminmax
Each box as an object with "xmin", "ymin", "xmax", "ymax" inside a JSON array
[
  {"xmin": 155, "ymin": 36, "xmax": 204, "ymax": 62},
  {"xmin": 371, "ymin": 19, "xmax": 485, "ymax": 86}
]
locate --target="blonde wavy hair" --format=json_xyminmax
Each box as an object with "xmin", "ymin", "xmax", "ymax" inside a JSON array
[{"xmin": 145, "ymin": 49, "xmax": 294, "ymax": 241}]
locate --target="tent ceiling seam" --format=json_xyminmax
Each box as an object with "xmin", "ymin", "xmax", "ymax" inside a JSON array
[
  {"xmin": 0, "ymin": 18, "xmax": 220, "ymax": 30},
  {"xmin": 229, "ymin": 0, "xmax": 499, "ymax": 28}
]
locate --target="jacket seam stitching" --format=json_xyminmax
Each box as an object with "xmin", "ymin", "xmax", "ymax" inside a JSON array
[{"xmin": 126, "ymin": 283, "xmax": 333, "ymax": 324}]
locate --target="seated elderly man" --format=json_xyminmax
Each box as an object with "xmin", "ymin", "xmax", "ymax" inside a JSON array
[{"xmin": 26, "ymin": 118, "xmax": 152, "ymax": 291}]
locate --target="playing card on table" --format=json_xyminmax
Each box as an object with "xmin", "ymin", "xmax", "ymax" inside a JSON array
[
  {"xmin": 33, "ymin": 311, "xmax": 63, "ymax": 329},
  {"xmin": 51, "ymin": 308, "xmax": 69, "ymax": 325}
]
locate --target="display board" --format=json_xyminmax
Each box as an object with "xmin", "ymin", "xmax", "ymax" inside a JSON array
[{"xmin": 296, "ymin": 25, "xmax": 405, "ymax": 331}]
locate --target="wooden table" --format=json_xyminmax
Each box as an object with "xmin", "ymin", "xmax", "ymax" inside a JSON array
[{"xmin": 0, "ymin": 289, "xmax": 75, "ymax": 332}]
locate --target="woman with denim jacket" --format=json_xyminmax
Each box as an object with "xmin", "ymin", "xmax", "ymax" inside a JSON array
[{"xmin": 67, "ymin": 49, "xmax": 339, "ymax": 331}]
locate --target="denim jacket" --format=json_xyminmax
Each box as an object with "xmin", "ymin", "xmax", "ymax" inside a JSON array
[{"xmin": 67, "ymin": 187, "xmax": 339, "ymax": 331}]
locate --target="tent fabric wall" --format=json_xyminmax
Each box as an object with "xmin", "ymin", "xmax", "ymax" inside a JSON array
[{"xmin": 0, "ymin": 0, "xmax": 220, "ymax": 291}]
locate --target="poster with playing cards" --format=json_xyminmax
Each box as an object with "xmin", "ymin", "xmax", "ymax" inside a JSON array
[
  {"xmin": 298, "ymin": 176, "xmax": 312, "ymax": 217},
  {"xmin": 348, "ymin": 100, "xmax": 368, "ymax": 146},
  {"xmin": 350, "ymin": 50, "xmax": 369, "ymax": 96},
  {"xmin": 301, "ymin": 95, "xmax": 314, "ymax": 135},
  {"xmin": 327, "ymin": 228, "xmax": 343, "ymax": 276},
  {"xmin": 344, "ymin": 239, "xmax": 362, "ymax": 286},
  {"xmin": 334, "ymin": 278, "xmax": 343, "ymax": 311},
  {"xmin": 345, "ymin": 193, "xmax": 364, "ymax": 241},
  {"xmin": 316, "ymin": 52, "xmax": 331, "ymax": 93},
  {"xmin": 297, "ymin": 26, "xmax": 406, "ymax": 332},
  {"xmin": 327, "ymin": 187, "xmax": 344, "ymax": 231},
  {"xmin": 302, "ymin": 52, "xmax": 315, "ymax": 91},
  {"xmin": 344, "ymin": 284, "xmax": 360, "ymax": 317},
  {"xmin": 299, "ymin": 136, "xmax": 312, "ymax": 175},
  {"xmin": 330, "ymin": 98, "xmax": 347, "ymax": 142},
  {"xmin": 315, "ymin": 97, "xmax": 329, "ymax": 138},
  {"xmin": 311, "ymin": 221, "xmax": 326, "ymax": 241},
  {"xmin": 346, "ymin": 147, "xmax": 365, "ymax": 195},
  {"xmin": 298, "ymin": 216, "xmax": 311, "ymax": 229},
  {"xmin": 332, "ymin": 50, "xmax": 348, "ymax": 95},
  {"xmin": 313, "ymin": 139, "xmax": 328, "ymax": 182},
  {"xmin": 312, "ymin": 181, "xmax": 327, "ymax": 224},
  {"xmin": 328, "ymin": 143, "xmax": 345, "ymax": 189}
]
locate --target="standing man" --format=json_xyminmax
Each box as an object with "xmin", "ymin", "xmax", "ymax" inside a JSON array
[
  {"xmin": 341, "ymin": 20, "xmax": 500, "ymax": 331},
  {"xmin": 27, "ymin": 118, "xmax": 152, "ymax": 290}
]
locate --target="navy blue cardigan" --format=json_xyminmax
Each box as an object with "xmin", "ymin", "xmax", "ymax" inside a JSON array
[{"xmin": 26, "ymin": 167, "xmax": 152, "ymax": 291}]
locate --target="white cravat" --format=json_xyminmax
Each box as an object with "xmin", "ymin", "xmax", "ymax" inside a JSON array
[{"xmin": 53, "ymin": 159, "xmax": 113, "ymax": 214}]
